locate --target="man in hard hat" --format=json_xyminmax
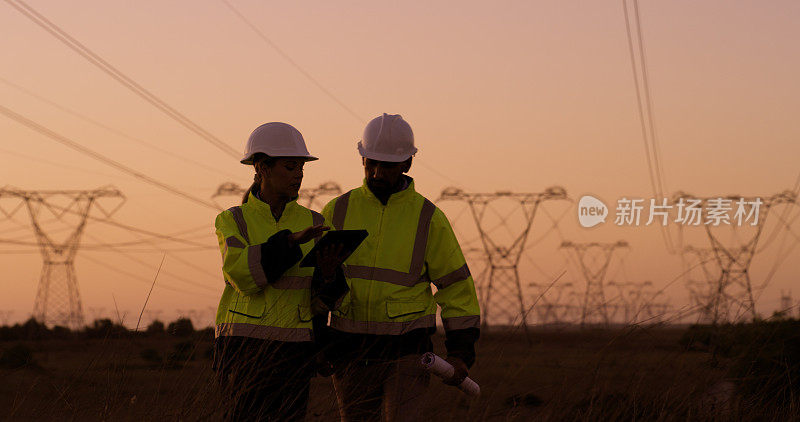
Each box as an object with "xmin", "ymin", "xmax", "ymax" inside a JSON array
[{"xmin": 321, "ymin": 114, "xmax": 480, "ymax": 421}]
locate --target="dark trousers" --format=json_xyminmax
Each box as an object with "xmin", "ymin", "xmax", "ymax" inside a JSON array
[
  {"xmin": 214, "ymin": 336, "xmax": 316, "ymax": 422},
  {"xmin": 332, "ymin": 354, "xmax": 430, "ymax": 422}
]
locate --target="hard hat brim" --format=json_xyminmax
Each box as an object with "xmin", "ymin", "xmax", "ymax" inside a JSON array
[
  {"xmin": 240, "ymin": 153, "xmax": 319, "ymax": 165},
  {"xmin": 357, "ymin": 143, "xmax": 416, "ymax": 163}
]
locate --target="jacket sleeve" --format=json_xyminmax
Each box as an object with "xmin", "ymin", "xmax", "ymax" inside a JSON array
[
  {"xmin": 427, "ymin": 208, "xmax": 481, "ymax": 368},
  {"xmin": 215, "ymin": 210, "xmax": 302, "ymax": 296},
  {"xmin": 321, "ymin": 199, "xmax": 336, "ymax": 228}
]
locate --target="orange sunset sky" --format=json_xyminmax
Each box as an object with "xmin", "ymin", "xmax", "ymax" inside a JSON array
[{"xmin": 1, "ymin": 0, "xmax": 799, "ymax": 326}]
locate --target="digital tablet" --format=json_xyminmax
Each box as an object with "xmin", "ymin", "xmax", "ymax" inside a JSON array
[{"xmin": 299, "ymin": 229, "xmax": 369, "ymax": 267}]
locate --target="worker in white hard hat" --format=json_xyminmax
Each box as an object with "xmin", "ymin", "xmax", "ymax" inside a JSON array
[
  {"xmin": 213, "ymin": 122, "xmax": 350, "ymax": 421},
  {"xmin": 321, "ymin": 114, "xmax": 481, "ymax": 421}
]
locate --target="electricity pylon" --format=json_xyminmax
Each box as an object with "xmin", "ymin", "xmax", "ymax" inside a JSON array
[
  {"xmin": 0, "ymin": 186, "xmax": 124, "ymax": 329},
  {"xmin": 212, "ymin": 181, "xmax": 342, "ymax": 211},
  {"xmin": 0, "ymin": 311, "xmax": 13, "ymax": 325},
  {"xmin": 529, "ymin": 281, "xmax": 574, "ymax": 325},
  {"xmin": 560, "ymin": 240, "xmax": 629, "ymax": 327},
  {"xmin": 439, "ymin": 186, "xmax": 568, "ymax": 331},
  {"xmin": 673, "ymin": 190, "xmax": 797, "ymax": 322},
  {"xmin": 779, "ymin": 290, "xmax": 792, "ymax": 317},
  {"xmin": 639, "ymin": 291, "xmax": 671, "ymax": 324},
  {"xmin": 681, "ymin": 246, "xmax": 722, "ymax": 324},
  {"xmin": 608, "ymin": 280, "xmax": 653, "ymax": 323}
]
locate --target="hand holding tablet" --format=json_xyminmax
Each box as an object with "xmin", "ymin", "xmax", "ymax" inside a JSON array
[{"xmin": 300, "ymin": 230, "xmax": 368, "ymax": 267}]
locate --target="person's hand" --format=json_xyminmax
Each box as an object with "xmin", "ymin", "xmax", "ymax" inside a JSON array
[
  {"xmin": 443, "ymin": 356, "xmax": 468, "ymax": 386},
  {"xmin": 288, "ymin": 224, "xmax": 329, "ymax": 246},
  {"xmin": 317, "ymin": 243, "xmax": 348, "ymax": 280}
]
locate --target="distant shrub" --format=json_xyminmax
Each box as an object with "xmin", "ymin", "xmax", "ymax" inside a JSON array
[
  {"xmin": 84, "ymin": 319, "xmax": 129, "ymax": 339},
  {"xmin": 19, "ymin": 318, "xmax": 50, "ymax": 341},
  {"xmin": 0, "ymin": 344, "xmax": 36, "ymax": 369},
  {"xmin": 167, "ymin": 318, "xmax": 194, "ymax": 337},
  {"xmin": 146, "ymin": 320, "xmax": 165, "ymax": 335}
]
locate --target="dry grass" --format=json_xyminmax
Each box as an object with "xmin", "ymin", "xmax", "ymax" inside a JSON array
[{"xmin": 0, "ymin": 324, "xmax": 794, "ymax": 421}]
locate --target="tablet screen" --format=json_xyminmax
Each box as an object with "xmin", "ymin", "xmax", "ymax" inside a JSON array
[{"xmin": 299, "ymin": 229, "xmax": 368, "ymax": 267}]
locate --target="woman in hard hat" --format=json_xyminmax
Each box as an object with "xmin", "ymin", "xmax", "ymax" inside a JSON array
[{"xmin": 212, "ymin": 122, "xmax": 348, "ymax": 421}]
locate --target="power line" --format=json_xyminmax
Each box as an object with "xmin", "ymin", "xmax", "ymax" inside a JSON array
[
  {"xmin": 84, "ymin": 215, "xmax": 221, "ymax": 282},
  {"xmin": 632, "ymin": 0, "xmax": 668, "ymax": 200},
  {"xmin": 1, "ymin": 219, "xmax": 212, "ymax": 250},
  {"xmin": 219, "ymin": 0, "xmax": 364, "ymax": 124},
  {"xmin": 217, "ymin": 0, "xmax": 462, "ymax": 187},
  {"xmin": 6, "ymin": 0, "xmax": 460, "ymax": 187},
  {"xmin": 79, "ymin": 252, "xmax": 217, "ymax": 298},
  {"xmin": 3, "ymin": 0, "xmax": 239, "ymax": 159},
  {"xmin": 0, "ymin": 146, "xmax": 122, "ymax": 179},
  {"xmin": 81, "ymin": 224, "xmax": 213, "ymax": 249},
  {"xmin": 3, "ymin": 195, "xmax": 215, "ymax": 248},
  {"xmin": 82, "ymin": 231, "xmax": 220, "ymax": 293},
  {"xmin": 622, "ymin": 0, "xmax": 675, "ymax": 254},
  {"xmin": 0, "ymin": 104, "xmax": 221, "ymax": 211},
  {"xmin": 0, "ymin": 76, "xmax": 241, "ymax": 179}
]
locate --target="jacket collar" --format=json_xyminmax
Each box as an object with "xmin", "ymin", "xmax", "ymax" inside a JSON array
[
  {"xmin": 247, "ymin": 190, "xmax": 299, "ymax": 222},
  {"xmin": 359, "ymin": 175, "xmax": 416, "ymax": 206}
]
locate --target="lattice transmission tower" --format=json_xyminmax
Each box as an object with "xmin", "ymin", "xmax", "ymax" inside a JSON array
[
  {"xmin": 439, "ymin": 186, "xmax": 569, "ymax": 329},
  {"xmin": 608, "ymin": 280, "xmax": 652, "ymax": 324},
  {"xmin": 560, "ymin": 240, "xmax": 629, "ymax": 327},
  {"xmin": 673, "ymin": 190, "xmax": 797, "ymax": 322},
  {"xmin": 779, "ymin": 290, "xmax": 793, "ymax": 317},
  {"xmin": 681, "ymin": 246, "xmax": 722, "ymax": 324},
  {"xmin": 0, "ymin": 187, "xmax": 124, "ymax": 329},
  {"xmin": 212, "ymin": 181, "xmax": 342, "ymax": 211},
  {"xmin": 529, "ymin": 281, "xmax": 574, "ymax": 325}
]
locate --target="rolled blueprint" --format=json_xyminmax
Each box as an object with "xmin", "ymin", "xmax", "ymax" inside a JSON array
[{"xmin": 420, "ymin": 352, "xmax": 480, "ymax": 396}]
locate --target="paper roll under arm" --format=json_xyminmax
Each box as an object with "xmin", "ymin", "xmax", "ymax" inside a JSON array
[{"xmin": 420, "ymin": 352, "xmax": 480, "ymax": 396}]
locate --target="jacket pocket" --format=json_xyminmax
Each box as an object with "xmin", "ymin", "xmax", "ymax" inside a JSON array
[
  {"xmin": 228, "ymin": 293, "xmax": 266, "ymax": 318},
  {"xmin": 386, "ymin": 300, "xmax": 427, "ymax": 319},
  {"xmin": 298, "ymin": 305, "xmax": 313, "ymax": 323}
]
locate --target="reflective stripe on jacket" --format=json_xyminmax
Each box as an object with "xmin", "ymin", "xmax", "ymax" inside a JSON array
[
  {"xmin": 322, "ymin": 179, "xmax": 480, "ymax": 336},
  {"xmin": 214, "ymin": 192, "xmax": 324, "ymax": 342}
]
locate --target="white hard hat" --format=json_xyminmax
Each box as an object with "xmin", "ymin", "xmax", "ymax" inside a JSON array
[
  {"xmin": 241, "ymin": 122, "xmax": 318, "ymax": 165},
  {"xmin": 357, "ymin": 113, "xmax": 417, "ymax": 162}
]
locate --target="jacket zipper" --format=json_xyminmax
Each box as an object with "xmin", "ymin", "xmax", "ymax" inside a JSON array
[{"xmin": 367, "ymin": 204, "xmax": 385, "ymax": 324}]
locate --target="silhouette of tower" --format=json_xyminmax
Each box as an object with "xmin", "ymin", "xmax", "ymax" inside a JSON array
[
  {"xmin": 212, "ymin": 181, "xmax": 341, "ymax": 211},
  {"xmin": 439, "ymin": 186, "xmax": 568, "ymax": 330},
  {"xmin": 779, "ymin": 290, "xmax": 792, "ymax": 316},
  {"xmin": 0, "ymin": 186, "xmax": 124, "ymax": 329},
  {"xmin": 560, "ymin": 240, "xmax": 629, "ymax": 327},
  {"xmin": 673, "ymin": 190, "xmax": 796, "ymax": 321}
]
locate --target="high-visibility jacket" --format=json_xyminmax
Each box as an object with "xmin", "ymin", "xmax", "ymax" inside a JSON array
[
  {"xmin": 214, "ymin": 192, "xmax": 323, "ymax": 342},
  {"xmin": 321, "ymin": 179, "xmax": 480, "ymax": 337}
]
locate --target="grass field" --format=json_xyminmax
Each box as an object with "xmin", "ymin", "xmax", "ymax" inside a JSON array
[{"xmin": 0, "ymin": 322, "xmax": 796, "ymax": 421}]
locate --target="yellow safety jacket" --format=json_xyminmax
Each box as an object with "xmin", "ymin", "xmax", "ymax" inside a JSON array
[
  {"xmin": 214, "ymin": 192, "xmax": 323, "ymax": 342},
  {"xmin": 322, "ymin": 179, "xmax": 480, "ymax": 336}
]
